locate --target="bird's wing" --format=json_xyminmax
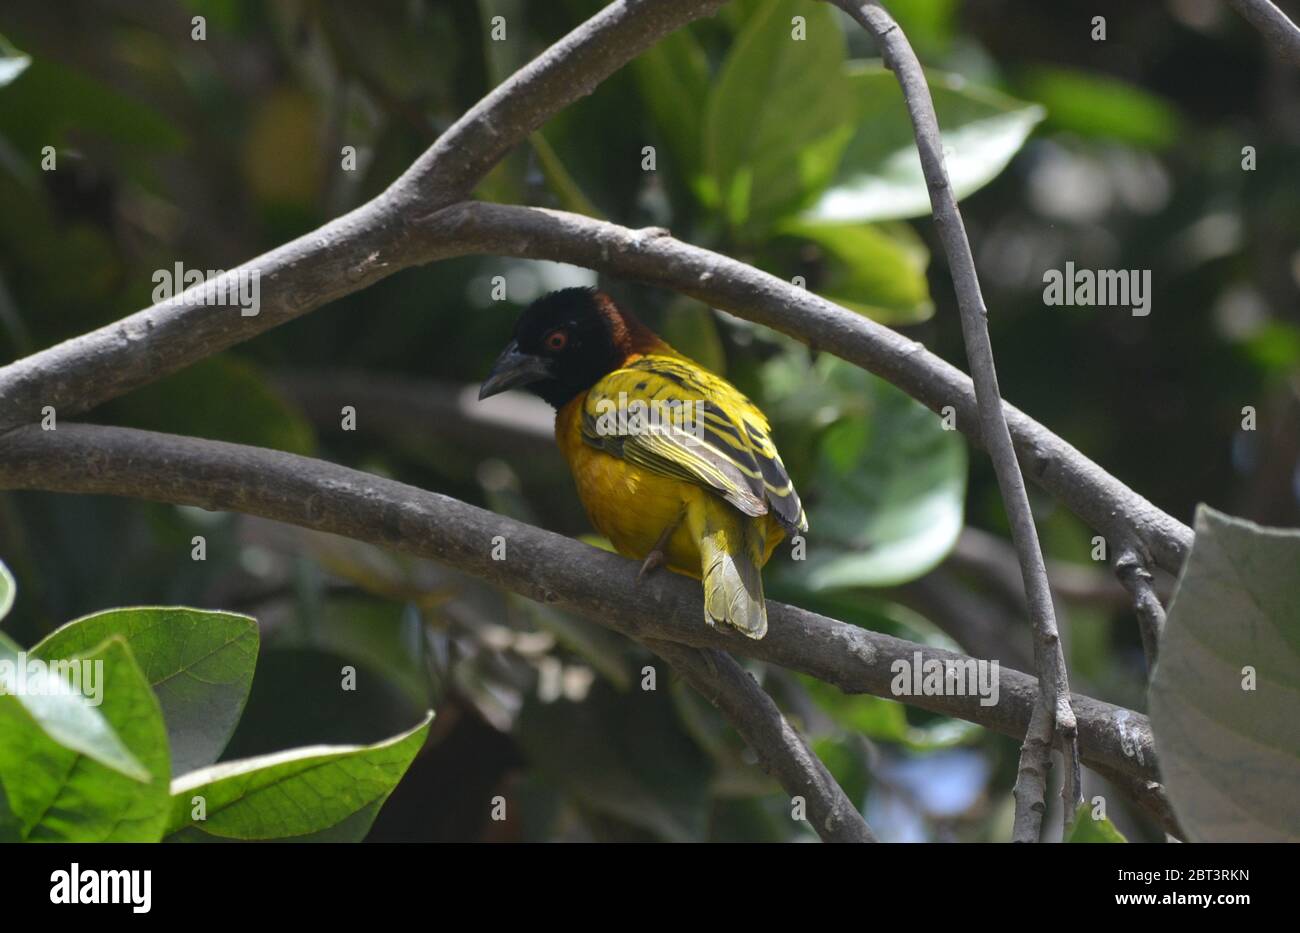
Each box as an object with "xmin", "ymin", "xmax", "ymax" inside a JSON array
[{"xmin": 581, "ymin": 354, "xmax": 807, "ymax": 533}]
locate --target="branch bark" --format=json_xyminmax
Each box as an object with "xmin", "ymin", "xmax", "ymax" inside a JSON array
[
  {"xmin": 1227, "ymin": 0, "xmax": 1300, "ymax": 65},
  {"xmin": 0, "ymin": 0, "xmax": 726, "ymax": 435},
  {"xmin": 643, "ymin": 639, "xmax": 877, "ymax": 842},
  {"xmin": 0, "ymin": 424, "xmax": 1163, "ymax": 788},
  {"xmin": 832, "ymin": 0, "xmax": 1080, "ymax": 836},
  {"xmin": 409, "ymin": 202, "xmax": 1193, "ymax": 575},
  {"xmin": 1114, "ymin": 545, "xmax": 1168, "ymax": 672}
]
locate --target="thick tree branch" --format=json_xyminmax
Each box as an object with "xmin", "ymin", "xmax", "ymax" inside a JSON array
[
  {"xmin": 407, "ymin": 201, "xmax": 1192, "ymax": 574},
  {"xmin": 643, "ymin": 639, "xmax": 876, "ymax": 842},
  {"xmin": 0, "ymin": 0, "xmax": 726, "ymax": 436},
  {"xmin": 1227, "ymin": 0, "xmax": 1300, "ymax": 65},
  {"xmin": 0, "ymin": 424, "xmax": 1162, "ymax": 788}
]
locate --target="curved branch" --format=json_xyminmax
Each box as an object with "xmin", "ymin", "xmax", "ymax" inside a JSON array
[
  {"xmin": 832, "ymin": 0, "xmax": 1080, "ymax": 837},
  {"xmin": 643, "ymin": 639, "xmax": 876, "ymax": 842},
  {"xmin": 0, "ymin": 423, "xmax": 1162, "ymax": 787},
  {"xmin": 409, "ymin": 201, "xmax": 1192, "ymax": 574},
  {"xmin": 1227, "ymin": 0, "xmax": 1300, "ymax": 65},
  {"xmin": 0, "ymin": 0, "xmax": 726, "ymax": 436}
]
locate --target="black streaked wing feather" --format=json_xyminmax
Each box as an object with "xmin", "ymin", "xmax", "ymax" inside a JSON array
[{"xmin": 581, "ymin": 354, "xmax": 806, "ymax": 531}]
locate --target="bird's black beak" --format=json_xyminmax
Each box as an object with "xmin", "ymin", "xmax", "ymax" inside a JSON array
[{"xmin": 478, "ymin": 341, "xmax": 553, "ymax": 400}]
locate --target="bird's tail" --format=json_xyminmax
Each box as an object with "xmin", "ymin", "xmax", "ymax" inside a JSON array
[{"xmin": 689, "ymin": 497, "xmax": 768, "ymax": 640}]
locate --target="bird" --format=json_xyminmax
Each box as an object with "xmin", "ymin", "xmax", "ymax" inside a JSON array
[{"xmin": 479, "ymin": 287, "xmax": 806, "ymax": 639}]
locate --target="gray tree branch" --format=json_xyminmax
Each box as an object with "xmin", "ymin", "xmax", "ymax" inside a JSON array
[
  {"xmin": 1227, "ymin": 0, "xmax": 1300, "ymax": 65},
  {"xmin": 407, "ymin": 202, "xmax": 1193, "ymax": 575},
  {"xmin": 839, "ymin": 0, "xmax": 1080, "ymax": 837},
  {"xmin": 643, "ymin": 639, "xmax": 877, "ymax": 842},
  {"xmin": 0, "ymin": 0, "xmax": 726, "ymax": 435},
  {"xmin": 0, "ymin": 423, "xmax": 1163, "ymax": 791}
]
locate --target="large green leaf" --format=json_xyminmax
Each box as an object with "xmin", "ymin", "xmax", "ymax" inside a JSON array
[
  {"xmin": 1148, "ymin": 507, "xmax": 1300, "ymax": 842},
  {"xmin": 165, "ymin": 711, "xmax": 432, "ymax": 841},
  {"xmin": 632, "ymin": 27, "xmax": 710, "ymax": 186},
  {"xmin": 1021, "ymin": 67, "xmax": 1180, "ymax": 149},
  {"xmin": 807, "ymin": 64, "xmax": 1044, "ymax": 223},
  {"xmin": 0, "ymin": 637, "xmax": 170, "ymax": 841},
  {"xmin": 703, "ymin": 0, "xmax": 854, "ymax": 230},
  {"xmin": 766, "ymin": 353, "xmax": 967, "ymax": 589},
  {"xmin": 33, "ymin": 607, "xmax": 258, "ymax": 776},
  {"xmin": 770, "ymin": 219, "xmax": 932, "ymax": 324},
  {"xmin": 0, "ymin": 630, "xmax": 149, "ymax": 782}
]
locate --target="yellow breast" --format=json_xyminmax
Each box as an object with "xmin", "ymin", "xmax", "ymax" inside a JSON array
[{"xmin": 556, "ymin": 395, "xmax": 783, "ymax": 578}]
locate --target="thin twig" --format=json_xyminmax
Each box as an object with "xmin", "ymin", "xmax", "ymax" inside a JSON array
[
  {"xmin": 1114, "ymin": 545, "xmax": 1168, "ymax": 672},
  {"xmin": 644, "ymin": 639, "xmax": 876, "ymax": 842},
  {"xmin": 1011, "ymin": 701, "xmax": 1054, "ymax": 843},
  {"xmin": 832, "ymin": 0, "xmax": 1081, "ymax": 835},
  {"xmin": 0, "ymin": 423, "xmax": 1165, "ymax": 789},
  {"xmin": 1226, "ymin": 0, "xmax": 1300, "ymax": 65}
]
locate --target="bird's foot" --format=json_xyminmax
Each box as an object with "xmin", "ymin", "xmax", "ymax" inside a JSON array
[
  {"xmin": 637, "ymin": 548, "xmax": 666, "ymax": 584},
  {"xmin": 637, "ymin": 511, "xmax": 684, "ymax": 584}
]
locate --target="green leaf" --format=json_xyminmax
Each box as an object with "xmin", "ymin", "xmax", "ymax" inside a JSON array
[
  {"xmin": 0, "ymin": 35, "xmax": 30, "ymax": 88},
  {"xmin": 32, "ymin": 607, "xmax": 258, "ymax": 776},
  {"xmin": 1021, "ymin": 67, "xmax": 1180, "ymax": 149},
  {"xmin": 808, "ymin": 64, "xmax": 1043, "ymax": 223},
  {"xmin": 1066, "ymin": 803, "xmax": 1128, "ymax": 842},
  {"xmin": 704, "ymin": 0, "xmax": 854, "ymax": 230},
  {"xmin": 767, "ymin": 353, "xmax": 967, "ymax": 588},
  {"xmin": 109, "ymin": 357, "xmax": 316, "ymax": 455},
  {"xmin": 0, "ymin": 559, "xmax": 13, "ymax": 623},
  {"xmin": 0, "ymin": 630, "xmax": 150, "ymax": 782},
  {"xmin": 165, "ymin": 711, "xmax": 432, "ymax": 841},
  {"xmin": 801, "ymin": 675, "xmax": 982, "ymax": 750},
  {"xmin": 0, "ymin": 637, "xmax": 171, "ymax": 841},
  {"xmin": 1148, "ymin": 507, "xmax": 1300, "ymax": 842},
  {"xmin": 632, "ymin": 27, "xmax": 710, "ymax": 185},
  {"xmin": 661, "ymin": 298, "xmax": 727, "ymax": 374},
  {"xmin": 771, "ymin": 219, "xmax": 932, "ymax": 323}
]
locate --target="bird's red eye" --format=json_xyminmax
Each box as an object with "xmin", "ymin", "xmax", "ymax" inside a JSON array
[{"xmin": 545, "ymin": 330, "xmax": 568, "ymax": 351}]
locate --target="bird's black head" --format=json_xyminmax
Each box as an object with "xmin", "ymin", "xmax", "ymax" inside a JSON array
[{"xmin": 478, "ymin": 288, "xmax": 656, "ymax": 409}]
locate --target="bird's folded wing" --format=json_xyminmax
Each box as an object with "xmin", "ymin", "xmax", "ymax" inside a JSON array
[{"xmin": 580, "ymin": 354, "xmax": 807, "ymax": 533}]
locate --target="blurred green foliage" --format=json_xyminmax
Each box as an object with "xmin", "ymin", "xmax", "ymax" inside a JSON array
[{"xmin": 0, "ymin": 0, "xmax": 1296, "ymax": 842}]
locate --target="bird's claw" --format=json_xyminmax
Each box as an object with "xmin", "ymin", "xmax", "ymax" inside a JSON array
[{"xmin": 637, "ymin": 549, "xmax": 666, "ymax": 584}]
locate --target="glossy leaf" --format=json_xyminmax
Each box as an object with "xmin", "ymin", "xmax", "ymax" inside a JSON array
[
  {"xmin": 704, "ymin": 0, "xmax": 854, "ymax": 229},
  {"xmin": 1022, "ymin": 67, "xmax": 1180, "ymax": 149},
  {"xmin": 0, "ymin": 630, "xmax": 149, "ymax": 782},
  {"xmin": 165, "ymin": 711, "xmax": 432, "ymax": 841},
  {"xmin": 33, "ymin": 607, "xmax": 258, "ymax": 776},
  {"xmin": 0, "ymin": 637, "xmax": 170, "ymax": 841},
  {"xmin": 767, "ymin": 353, "xmax": 967, "ymax": 588},
  {"xmin": 771, "ymin": 219, "xmax": 933, "ymax": 323},
  {"xmin": 808, "ymin": 64, "xmax": 1043, "ymax": 223}
]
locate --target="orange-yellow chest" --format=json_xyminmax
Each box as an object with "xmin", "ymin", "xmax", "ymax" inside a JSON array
[{"xmin": 556, "ymin": 393, "xmax": 706, "ymax": 577}]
